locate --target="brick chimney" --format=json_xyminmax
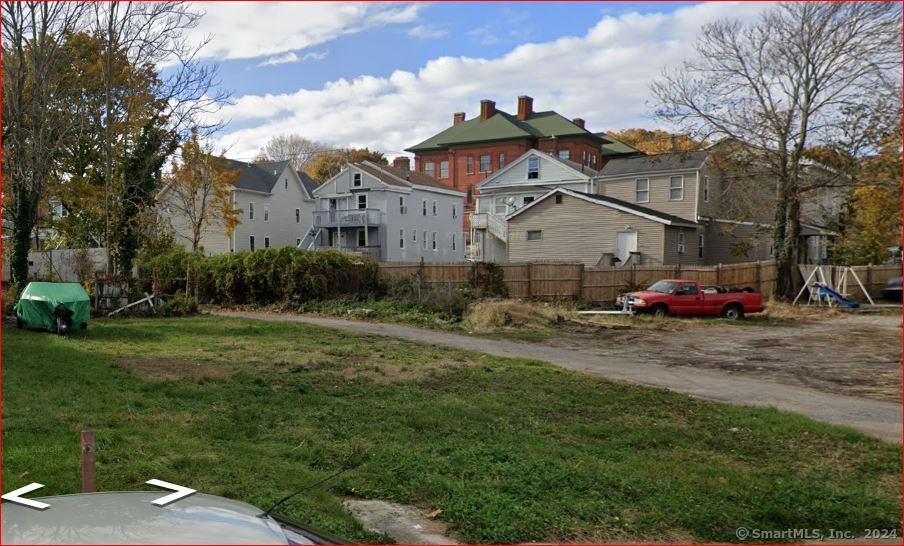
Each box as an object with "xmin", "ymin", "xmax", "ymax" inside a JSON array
[
  {"xmin": 480, "ymin": 99, "xmax": 496, "ymax": 122},
  {"xmin": 393, "ymin": 156, "xmax": 410, "ymax": 172},
  {"xmin": 453, "ymin": 112, "xmax": 465, "ymax": 125},
  {"xmin": 572, "ymin": 118, "xmax": 585, "ymax": 129},
  {"xmin": 517, "ymin": 95, "xmax": 533, "ymax": 121}
]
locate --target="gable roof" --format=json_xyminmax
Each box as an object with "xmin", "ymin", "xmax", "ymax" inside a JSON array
[
  {"xmin": 477, "ymin": 149, "xmax": 597, "ymax": 190},
  {"xmin": 297, "ymin": 170, "xmax": 319, "ymax": 196},
  {"xmin": 599, "ymin": 150, "xmax": 708, "ymax": 177},
  {"xmin": 507, "ymin": 187, "xmax": 698, "ymax": 227},
  {"xmin": 406, "ymin": 109, "xmax": 610, "ymax": 152},
  {"xmin": 221, "ymin": 159, "xmax": 292, "ymax": 194}
]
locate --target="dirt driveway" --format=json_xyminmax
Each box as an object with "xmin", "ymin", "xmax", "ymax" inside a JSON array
[{"xmin": 541, "ymin": 313, "xmax": 901, "ymax": 403}]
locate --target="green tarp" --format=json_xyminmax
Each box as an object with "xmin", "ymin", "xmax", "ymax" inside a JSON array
[{"xmin": 15, "ymin": 282, "xmax": 90, "ymax": 333}]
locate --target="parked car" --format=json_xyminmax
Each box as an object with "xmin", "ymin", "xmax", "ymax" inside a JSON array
[
  {"xmin": 617, "ymin": 279, "xmax": 764, "ymax": 319},
  {"xmin": 1, "ymin": 491, "xmax": 342, "ymax": 545},
  {"xmin": 881, "ymin": 276, "xmax": 902, "ymax": 302}
]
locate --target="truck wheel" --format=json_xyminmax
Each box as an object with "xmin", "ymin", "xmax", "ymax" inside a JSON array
[
  {"xmin": 650, "ymin": 304, "xmax": 668, "ymax": 318},
  {"xmin": 722, "ymin": 304, "xmax": 744, "ymax": 320}
]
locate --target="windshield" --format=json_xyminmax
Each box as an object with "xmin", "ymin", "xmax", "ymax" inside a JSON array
[{"xmin": 646, "ymin": 280, "xmax": 679, "ymax": 294}]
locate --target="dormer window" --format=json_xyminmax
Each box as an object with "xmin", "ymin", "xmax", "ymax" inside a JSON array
[
  {"xmin": 353, "ymin": 173, "xmax": 362, "ymax": 187},
  {"xmin": 527, "ymin": 156, "xmax": 540, "ymax": 179},
  {"xmin": 557, "ymin": 150, "xmax": 570, "ymax": 160}
]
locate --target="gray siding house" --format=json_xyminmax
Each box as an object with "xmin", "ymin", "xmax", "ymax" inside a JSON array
[
  {"xmin": 309, "ymin": 159, "xmax": 465, "ymax": 262},
  {"xmin": 472, "ymin": 149, "xmax": 599, "ymax": 261},
  {"xmin": 160, "ymin": 159, "xmax": 318, "ymax": 255},
  {"xmin": 506, "ymin": 188, "xmax": 700, "ymax": 266}
]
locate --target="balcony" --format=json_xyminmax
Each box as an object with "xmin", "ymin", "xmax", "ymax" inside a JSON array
[{"xmin": 313, "ymin": 208, "xmax": 382, "ymax": 228}]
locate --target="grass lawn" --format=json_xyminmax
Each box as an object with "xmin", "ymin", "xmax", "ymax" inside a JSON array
[{"xmin": 3, "ymin": 316, "xmax": 900, "ymax": 543}]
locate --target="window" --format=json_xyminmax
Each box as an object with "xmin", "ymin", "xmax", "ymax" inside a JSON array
[
  {"xmin": 264, "ymin": 237, "xmax": 270, "ymax": 248},
  {"xmin": 285, "ymin": 179, "xmax": 288, "ymax": 190},
  {"xmin": 248, "ymin": 202, "xmax": 255, "ymax": 220},
  {"xmin": 452, "ymin": 204, "xmax": 458, "ymax": 219},
  {"xmin": 439, "ymin": 161, "xmax": 449, "ymax": 179},
  {"xmin": 523, "ymin": 196, "xmax": 535, "ymax": 205},
  {"xmin": 555, "ymin": 193, "xmax": 563, "ymax": 204},
  {"xmin": 498, "ymin": 153, "xmax": 505, "ymax": 169},
  {"xmin": 698, "ymin": 234, "xmax": 705, "ymax": 259},
  {"xmin": 295, "ymin": 208, "xmax": 300, "ymax": 223},
  {"xmin": 400, "ymin": 196, "xmax": 407, "ymax": 214},
  {"xmin": 422, "ymin": 230, "xmax": 428, "ymax": 250},
  {"xmin": 527, "ymin": 156, "xmax": 540, "ymax": 179},
  {"xmin": 353, "ymin": 173, "xmax": 362, "ymax": 187},
  {"xmin": 357, "ymin": 229, "xmax": 366, "ymax": 247},
  {"xmin": 451, "ymin": 233, "xmax": 457, "ymax": 251},
  {"xmin": 432, "ymin": 200, "xmax": 437, "ymax": 216},
  {"xmin": 494, "ymin": 197, "xmax": 508, "ymax": 215},
  {"xmin": 466, "ymin": 156, "xmax": 474, "ymax": 174},
  {"xmin": 399, "ymin": 229, "xmax": 405, "ymax": 249},
  {"xmin": 422, "ymin": 199, "xmax": 427, "ymax": 216},
  {"xmin": 249, "ymin": 236, "xmax": 255, "ymax": 251},
  {"xmin": 431, "ymin": 232, "xmax": 437, "ymax": 251},
  {"xmin": 357, "ymin": 194, "xmax": 367, "ymax": 210},
  {"xmin": 679, "ymin": 282, "xmax": 697, "ymax": 295},
  {"xmin": 424, "ymin": 162, "xmax": 435, "ymax": 177},
  {"xmin": 527, "ymin": 230, "xmax": 543, "ymax": 241},
  {"xmin": 677, "ymin": 231, "xmax": 686, "ymax": 254},
  {"xmin": 479, "ymin": 154, "xmax": 491, "ymax": 173},
  {"xmin": 466, "ymin": 187, "xmax": 472, "ymax": 204},
  {"xmin": 669, "ymin": 175, "xmax": 684, "ymax": 200},
  {"xmin": 264, "ymin": 204, "xmax": 270, "ymax": 222},
  {"xmin": 412, "ymin": 230, "xmax": 417, "ymax": 243},
  {"xmin": 296, "ymin": 238, "xmax": 301, "ymax": 247},
  {"xmin": 635, "ymin": 178, "xmax": 650, "ymax": 203},
  {"xmin": 703, "ymin": 176, "xmax": 710, "ymax": 203},
  {"xmin": 558, "ymin": 149, "xmax": 570, "ymax": 160}
]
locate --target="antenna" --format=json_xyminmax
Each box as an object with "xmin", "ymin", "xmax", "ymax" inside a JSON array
[{"xmin": 259, "ymin": 465, "xmax": 354, "ymax": 519}]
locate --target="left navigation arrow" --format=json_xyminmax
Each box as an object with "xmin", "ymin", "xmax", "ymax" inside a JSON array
[{"xmin": 1, "ymin": 483, "xmax": 51, "ymax": 510}]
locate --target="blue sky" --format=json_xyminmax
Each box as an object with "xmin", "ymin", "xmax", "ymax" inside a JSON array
[{"xmin": 184, "ymin": 2, "xmax": 768, "ymax": 160}]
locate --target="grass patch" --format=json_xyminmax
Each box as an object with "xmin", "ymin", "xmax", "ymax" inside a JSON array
[{"xmin": 3, "ymin": 316, "xmax": 900, "ymax": 543}]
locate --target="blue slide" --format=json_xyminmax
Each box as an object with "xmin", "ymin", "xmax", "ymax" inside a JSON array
[{"xmin": 813, "ymin": 283, "xmax": 860, "ymax": 308}]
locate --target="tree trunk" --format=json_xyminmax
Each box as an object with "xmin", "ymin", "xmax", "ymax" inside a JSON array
[{"xmin": 11, "ymin": 196, "xmax": 35, "ymax": 283}]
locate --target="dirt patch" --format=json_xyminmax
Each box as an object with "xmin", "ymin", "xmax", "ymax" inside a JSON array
[
  {"xmin": 534, "ymin": 313, "xmax": 902, "ymax": 402},
  {"xmin": 115, "ymin": 358, "xmax": 232, "ymax": 381},
  {"xmin": 343, "ymin": 499, "xmax": 457, "ymax": 544}
]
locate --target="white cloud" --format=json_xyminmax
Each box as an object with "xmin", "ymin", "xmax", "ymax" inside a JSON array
[
  {"xmin": 189, "ymin": 1, "xmax": 424, "ymax": 61},
  {"xmin": 408, "ymin": 24, "xmax": 448, "ymax": 40},
  {"xmin": 212, "ymin": 2, "xmax": 770, "ymax": 160},
  {"xmin": 257, "ymin": 50, "xmax": 328, "ymax": 67}
]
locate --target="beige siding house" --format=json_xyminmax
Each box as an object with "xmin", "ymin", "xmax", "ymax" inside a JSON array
[
  {"xmin": 160, "ymin": 159, "xmax": 318, "ymax": 255},
  {"xmin": 506, "ymin": 189, "xmax": 700, "ymax": 266}
]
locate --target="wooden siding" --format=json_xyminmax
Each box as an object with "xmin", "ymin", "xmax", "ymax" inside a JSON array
[
  {"xmin": 599, "ymin": 172, "xmax": 698, "ymax": 221},
  {"xmin": 506, "ymin": 193, "xmax": 668, "ymax": 266}
]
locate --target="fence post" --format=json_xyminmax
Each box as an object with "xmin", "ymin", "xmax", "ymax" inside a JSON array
[
  {"xmin": 716, "ymin": 263, "xmax": 722, "ymax": 285},
  {"xmin": 866, "ymin": 264, "xmax": 873, "ymax": 294},
  {"xmin": 577, "ymin": 264, "xmax": 585, "ymax": 300},
  {"xmin": 755, "ymin": 261, "xmax": 762, "ymax": 294},
  {"xmin": 630, "ymin": 264, "xmax": 636, "ymax": 287},
  {"xmin": 527, "ymin": 263, "xmax": 533, "ymax": 299},
  {"xmin": 81, "ymin": 430, "xmax": 96, "ymax": 493}
]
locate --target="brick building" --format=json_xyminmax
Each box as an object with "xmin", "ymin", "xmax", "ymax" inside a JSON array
[{"xmin": 404, "ymin": 96, "xmax": 638, "ymax": 234}]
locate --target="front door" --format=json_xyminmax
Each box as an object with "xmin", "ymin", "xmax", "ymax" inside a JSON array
[{"xmin": 615, "ymin": 231, "xmax": 638, "ymax": 265}]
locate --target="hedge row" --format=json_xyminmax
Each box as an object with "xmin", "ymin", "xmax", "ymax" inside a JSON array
[{"xmin": 138, "ymin": 247, "xmax": 381, "ymax": 305}]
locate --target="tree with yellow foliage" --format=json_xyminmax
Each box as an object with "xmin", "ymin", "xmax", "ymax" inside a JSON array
[{"xmin": 606, "ymin": 129, "xmax": 703, "ymax": 154}]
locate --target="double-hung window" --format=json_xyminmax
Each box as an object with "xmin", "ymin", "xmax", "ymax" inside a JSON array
[
  {"xmin": 479, "ymin": 155, "xmax": 491, "ymax": 173},
  {"xmin": 527, "ymin": 156, "xmax": 539, "ymax": 179},
  {"xmin": 635, "ymin": 178, "xmax": 650, "ymax": 203},
  {"xmin": 439, "ymin": 161, "xmax": 449, "ymax": 179},
  {"xmin": 424, "ymin": 162, "xmax": 435, "ymax": 177},
  {"xmin": 669, "ymin": 175, "xmax": 684, "ymax": 200},
  {"xmin": 357, "ymin": 194, "xmax": 367, "ymax": 210}
]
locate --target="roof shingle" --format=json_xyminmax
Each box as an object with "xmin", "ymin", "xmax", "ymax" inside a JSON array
[{"xmin": 599, "ymin": 150, "xmax": 708, "ymax": 177}]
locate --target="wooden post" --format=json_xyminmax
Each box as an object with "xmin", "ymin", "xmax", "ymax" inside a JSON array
[
  {"xmin": 716, "ymin": 263, "xmax": 722, "ymax": 286},
  {"xmin": 527, "ymin": 263, "xmax": 533, "ymax": 299},
  {"xmin": 630, "ymin": 264, "xmax": 636, "ymax": 287},
  {"xmin": 866, "ymin": 264, "xmax": 873, "ymax": 295},
  {"xmin": 755, "ymin": 261, "xmax": 762, "ymax": 294},
  {"xmin": 81, "ymin": 430, "xmax": 96, "ymax": 493},
  {"xmin": 577, "ymin": 264, "xmax": 585, "ymax": 300}
]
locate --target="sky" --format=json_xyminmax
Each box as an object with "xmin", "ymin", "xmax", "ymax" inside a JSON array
[{"xmin": 185, "ymin": 1, "xmax": 771, "ymax": 161}]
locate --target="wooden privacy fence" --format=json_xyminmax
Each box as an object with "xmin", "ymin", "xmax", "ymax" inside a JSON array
[{"xmin": 377, "ymin": 261, "xmax": 780, "ymax": 302}]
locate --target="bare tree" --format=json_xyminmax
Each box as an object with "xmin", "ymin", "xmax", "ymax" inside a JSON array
[
  {"xmin": 255, "ymin": 134, "xmax": 328, "ymax": 171},
  {"xmin": 2, "ymin": 1, "xmax": 90, "ymax": 283},
  {"xmin": 651, "ymin": 2, "xmax": 901, "ymax": 298},
  {"xmin": 92, "ymin": 1, "xmax": 229, "ymax": 273}
]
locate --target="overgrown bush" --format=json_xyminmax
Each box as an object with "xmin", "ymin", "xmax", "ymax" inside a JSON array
[
  {"xmin": 159, "ymin": 294, "xmax": 199, "ymax": 317},
  {"xmin": 2, "ymin": 282, "xmax": 22, "ymax": 317},
  {"xmin": 136, "ymin": 246, "xmax": 202, "ymax": 294},
  {"xmin": 469, "ymin": 262, "xmax": 508, "ymax": 297}
]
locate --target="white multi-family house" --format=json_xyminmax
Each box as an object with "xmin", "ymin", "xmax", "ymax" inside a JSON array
[
  {"xmin": 307, "ymin": 158, "xmax": 465, "ymax": 262},
  {"xmin": 160, "ymin": 159, "xmax": 318, "ymax": 255}
]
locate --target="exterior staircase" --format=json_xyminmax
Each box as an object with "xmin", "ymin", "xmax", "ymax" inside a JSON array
[{"xmin": 298, "ymin": 226, "xmax": 321, "ymax": 250}]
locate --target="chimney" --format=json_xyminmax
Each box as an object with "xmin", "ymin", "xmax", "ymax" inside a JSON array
[
  {"xmin": 393, "ymin": 156, "xmax": 410, "ymax": 172},
  {"xmin": 517, "ymin": 95, "xmax": 533, "ymax": 121},
  {"xmin": 480, "ymin": 99, "xmax": 496, "ymax": 122},
  {"xmin": 453, "ymin": 112, "xmax": 466, "ymax": 125},
  {"xmin": 572, "ymin": 118, "xmax": 585, "ymax": 129}
]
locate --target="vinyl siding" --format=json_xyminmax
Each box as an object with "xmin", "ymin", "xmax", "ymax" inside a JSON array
[
  {"xmin": 482, "ymin": 152, "xmax": 590, "ymax": 188},
  {"xmin": 507, "ymin": 193, "xmax": 667, "ymax": 266},
  {"xmin": 662, "ymin": 226, "xmax": 703, "ymax": 265},
  {"xmin": 232, "ymin": 165, "xmax": 315, "ymax": 252},
  {"xmin": 704, "ymin": 222, "xmax": 772, "ymax": 265},
  {"xmin": 599, "ymin": 172, "xmax": 698, "ymax": 221}
]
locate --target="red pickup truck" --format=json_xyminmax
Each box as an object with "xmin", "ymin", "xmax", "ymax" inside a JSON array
[{"xmin": 617, "ymin": 279, "xmax": 764, "ymax": 319}]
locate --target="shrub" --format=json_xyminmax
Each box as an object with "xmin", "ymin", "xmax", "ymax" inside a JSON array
[
  {"xmin": 2, "ymin": 282, "xmax": 22, "ymax": 317},
  {"xmin": 159, "ymin": 294, "xmax": 199, "ymax": 317},
  {"xmin": 469, "ymin": 262, "xmax": 508, "ymax": 297},
  {"xmin": 136, "ymin": 247, "xmax": 202, "ymax": 295}
]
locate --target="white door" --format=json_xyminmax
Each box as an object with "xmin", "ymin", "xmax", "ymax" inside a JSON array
[{"xmin": 615, "ymin": 231, "xmax": 638, "ymax": 264}]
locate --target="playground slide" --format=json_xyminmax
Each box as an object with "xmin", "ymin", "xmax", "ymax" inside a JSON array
[{"xmin": 813, "ymin": 283, "xmax": 860, "ymax": 308}]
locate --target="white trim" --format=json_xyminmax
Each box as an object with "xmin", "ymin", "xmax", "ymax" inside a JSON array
[
  {"xmin": 596, "ymin": 167, "xmax": 700, "ymax": 180},
  {"xmin": 634, "ymin": 178, "xmax": 650, "ymax": 203},
  {"xmin": 669, "ymin": 175, "xmax": 684, "ymax": 201},
  {"xmin": 507, "ymin": 188, "xmax": 698, "ymax": 228},
  {"xmin": 477, "ymin": 149, "xmax": 592, "ymax": 190}
]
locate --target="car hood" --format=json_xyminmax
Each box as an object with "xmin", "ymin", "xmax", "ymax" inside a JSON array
[
  {"xmin": 625, "ymin": 290, "xmax": 665, "ymax": 299},
  {"xmin": 1, "ymin": 492, "xmax": 297, "ymax": 545}
]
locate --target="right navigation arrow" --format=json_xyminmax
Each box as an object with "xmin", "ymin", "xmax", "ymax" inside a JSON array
[
  {"xmin": 146, "ymin": 479, "xmax": 197, "ymax": 507},
  {"xmin": 1, "ymin": 483, "xmax": 51, "ymax": 511}
]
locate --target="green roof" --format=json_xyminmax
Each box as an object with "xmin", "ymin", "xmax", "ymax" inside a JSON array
[
  {"xmin": 596, "ymin": 133, "xmax": 641, "ymax": 156},
  {"xmin": 406, "ymin": 109, "xmax": 608, "ymax": 152}
]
